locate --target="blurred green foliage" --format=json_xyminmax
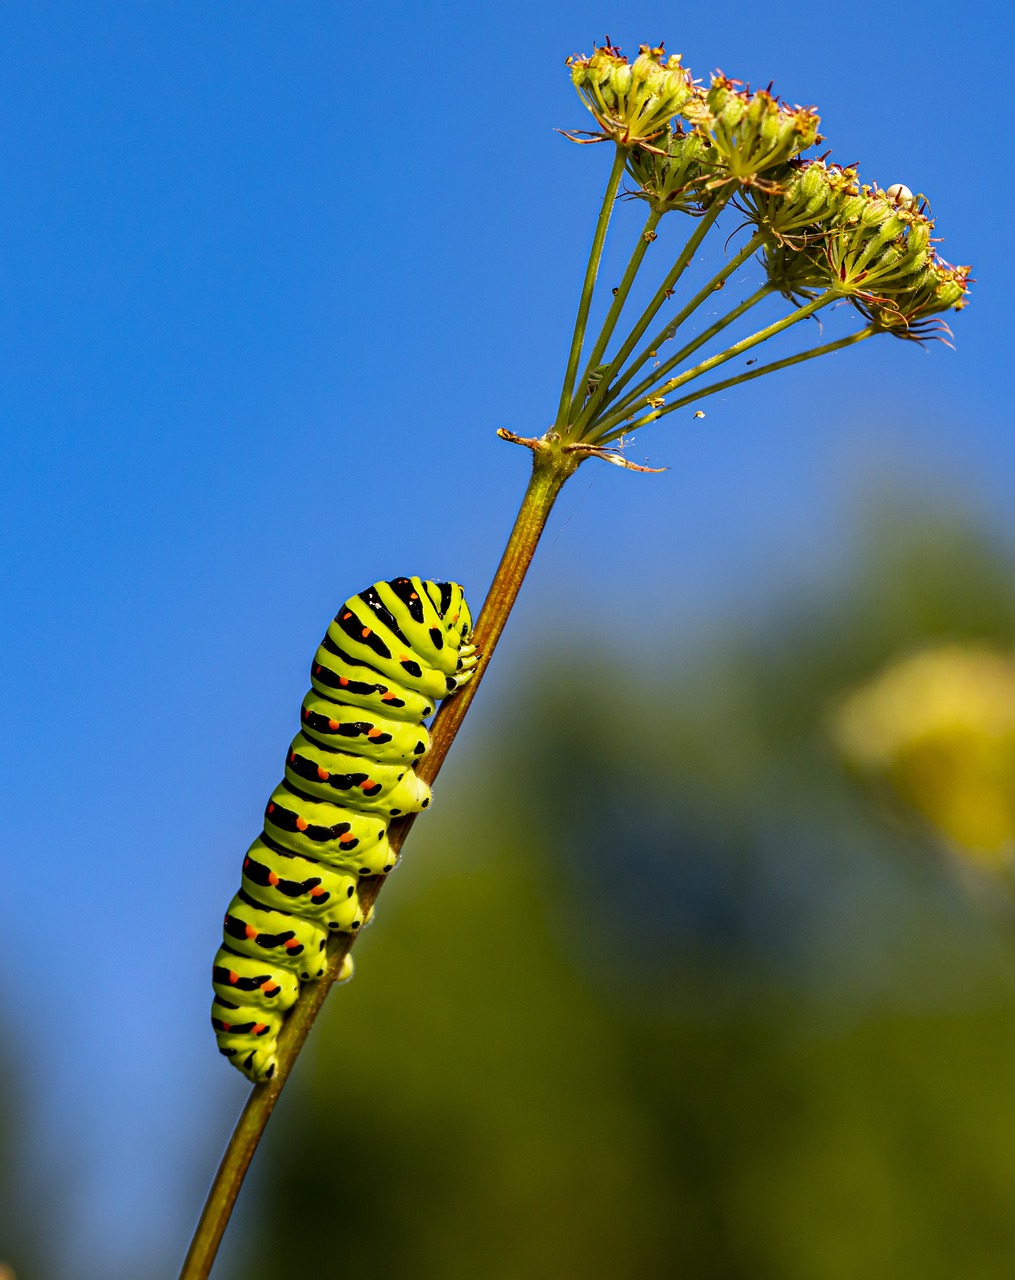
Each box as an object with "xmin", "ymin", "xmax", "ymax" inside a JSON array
[
  {"xmin": 231, "ymin": 498, "xmax": 1015, "ymax": 1280},
  {"xmin": 0, "ymin": 1057, "xmax": 51, "ymax": 1278}
]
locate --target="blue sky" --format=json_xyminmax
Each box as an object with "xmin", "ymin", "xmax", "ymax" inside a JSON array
[{"xmin": 1, "ymin": 2, "xmax": 1010, "ymax": 1276}]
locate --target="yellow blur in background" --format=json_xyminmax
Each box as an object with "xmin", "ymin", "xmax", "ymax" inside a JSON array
[{"xmin": 833, "ymin": 645, "xmax": 1015, "ymax": 866}]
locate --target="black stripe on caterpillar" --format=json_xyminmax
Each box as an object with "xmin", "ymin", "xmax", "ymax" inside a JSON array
[{"xmin": 212, "ymin": 577, "xmax": 476, "ymax": 1083}]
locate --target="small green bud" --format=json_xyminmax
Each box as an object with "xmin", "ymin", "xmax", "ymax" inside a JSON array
[
  {"xmin": 934, "ymin": 261, "xmax": 972, "ymax": 309},
  {"xmin": 837, "ymin": 192, "xmax": 866, "ymax": 223},
  {"xmin": 799, "ymin": 162, "xmax": 830, "ymax": 203},
  {"xmin": 567, "ymin": 42, "xmax": 695, "ymax": 148},
  {"xmin": 609, "ymin": 62, "xmax": 633, "ymax": 98},
  {"xmin": 877, "ymin": 213, "xmax": 906, "ymax": 242},
  {"xmin": 909, "ymin": 219, "xmax": 932, "ymax": 255},
  {"xmin": 858, "ymin": 191, "xmax": 891, "ymax": 227}
]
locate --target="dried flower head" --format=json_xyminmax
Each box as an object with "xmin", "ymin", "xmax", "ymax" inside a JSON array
[
  {"xmin": 806, "ymin": 181, "xmax": 969, "ymax": 335},
  {"xmin": 567, "ymin": 42, "xmax": 696, "ymax": 147}
]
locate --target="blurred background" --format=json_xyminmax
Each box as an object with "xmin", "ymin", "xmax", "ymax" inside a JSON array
[{"xmin": 1, "ymin": 2, "xmax": 1013, "ymax": 1278}]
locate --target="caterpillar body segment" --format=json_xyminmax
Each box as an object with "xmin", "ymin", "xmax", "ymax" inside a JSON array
[
  {"xmin": 212, "ymin": 576, "xmax": 475, "ymax": 1083},
  {"xmin": 222, "ymin": 894, "xmax": 329, "ymax": 979},
  {"xmin": 212, "ymin": 1001, "xmax": 283, "ymax": 1083},
  {"xmin": 298, "ymin": 691, "xmax": 431, "ymax": 763},
  {"xmin": 309, "ymin": 643, "xmax": 434, "ymax": 721},
  {"xmin": 239, "ymin": 839, "xmax": 365, "ymax": 929},
  {"xmin": 212, "ymin": 951, "xmax": 301, "ymax": 1013},
  {"xmin": 262, "ymin": 785, "xmax": 394, "ymax": 874},
  {"xmin": 282, "ymin": 735, "xmax": 433, "ymax": 816}
]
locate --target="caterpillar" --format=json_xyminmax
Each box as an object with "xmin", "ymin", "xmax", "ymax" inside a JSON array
[{"xmin": 212, "ymin": 576, "xmax": 477, "ymax": 1083}]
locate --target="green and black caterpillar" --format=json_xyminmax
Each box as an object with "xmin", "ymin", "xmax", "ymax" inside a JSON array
[{"xmin": 212, "ymin": 576, "xmax": 477, "ymax": 1083}]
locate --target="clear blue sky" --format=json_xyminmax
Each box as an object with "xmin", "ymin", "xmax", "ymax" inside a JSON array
[{"xmin": 1, "ymin": 2, "xmax": 1010, "ymax": 1275}]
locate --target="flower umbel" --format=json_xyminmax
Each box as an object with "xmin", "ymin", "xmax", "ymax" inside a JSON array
[
  {"xmin": 567, "ymin": 42, "xmax": 697, "ymax": 147},
  {"xmin": 625, "ymin": 124, "xmax": 719, "ymax": 213},
  {"xmin": 741, "ymin": 159, "xmax": 858, "ymax": 247},
  {"xmin": 552, "ymin": 41, "xmax": 971, "ymax": 454},
  {"xmin": 824, "ymin": 182, "xmax": 932, "ymax": 295},
  {"xmin": 855, "ymin": 254, "xmax": 972, "ymax": 340},
  {"xmin": 701, "ymin": 75, "xmax": 822, "ymax": 187}
]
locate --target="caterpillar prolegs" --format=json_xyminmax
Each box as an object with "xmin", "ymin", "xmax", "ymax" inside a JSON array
[{"xmin": 212, "ymin": 577, "xmax": 477, "ymax": 1083}]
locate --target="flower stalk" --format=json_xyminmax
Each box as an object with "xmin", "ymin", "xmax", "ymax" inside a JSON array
[
  {"xmin": 570, "ymin": 191, "xmax": 732, "ymax": 434},
  {"xmin": 178, "ymin": 448, "xmax": 573, "ymax": 1280},
  {"xmin": 181, "ymin": 34, "xmax": 971, "ymax": 1279},
  {"xmin": 575, "ymin": 205, "xmax": 663, "ymax": 399},
  {"xmin": 606, "ymin": 326, "xmax": 877, "ymax": 431}
]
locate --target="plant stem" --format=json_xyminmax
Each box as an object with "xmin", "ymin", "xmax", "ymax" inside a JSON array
[
  {"xmin": 178, "ymin": 446, "xmax": 574, "ymax": 1280},
  {"xmin": 596, "ymin": 290, "xmax": 837, "ymax": 441},
  {"xmin": 572, "ymin": 207, "xmax": 662, "ymax": 418},
  {"xmin": 554, "ymin": 147, "xmax": 628, "ymax": 429},
  {"xmin": 571, "ymin": 187, "xmax": 733, "ymax": 435},
  {"xmin": 600, "ymin": 325, "xmax": 875, "ymax": 439}
]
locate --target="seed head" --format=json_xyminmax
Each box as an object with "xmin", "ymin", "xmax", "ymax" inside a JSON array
[
  {"xmin": 625, "ymin": 124, "xmax": 719, "ymax": 213},
  {"xmin": 742, "ymin": 159, "xmax": 858, "ymax": 246},
  {"xmin": 567, "ymin": 42, "xmax": 697, "ymax": 147},
  {"xmin": 700, "ymin": 75, "xmax": 822, "ymax": 187},
  {"xmin": 858, "ymin": 254, "xmax": 972, "ymax": 340},
  {"xmin": 819, "ymin": 181, "xmax": 931, "ymax": 303}
]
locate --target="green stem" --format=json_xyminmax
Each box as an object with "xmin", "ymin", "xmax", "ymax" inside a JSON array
[
  {"xmin": 600, "ymin": 324, "xmax": 874, "ymax": 441},
  {"xmin": 589, "ymin": 281, "xmax": 772, "ymax": 438},
  {"xmin": 554, "ymin": 147, "xmax": 628, "ymax": 429},
  {"xmin": 571, "ymin": 206, "xmax": 663, "ymax": 422},
  {"xmin": 571, "ymin": 187, "xmax": 734, "ymax": 435},
  {"xmin": 585, "ymin": 230, "xmax": 768, "ymax": 436},
  {"xmin": 595, "ymin": 290, "xmax": 838, "ymax": 440},
  {"xmin": 178, "ymin": 447, "xmax": 575, "ymax": 1280}
]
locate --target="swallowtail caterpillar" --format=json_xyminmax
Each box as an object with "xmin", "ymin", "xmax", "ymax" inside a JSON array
[{"xmin": 212, "ymin": 576, "xmax": 477, "ymax": 1083}]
